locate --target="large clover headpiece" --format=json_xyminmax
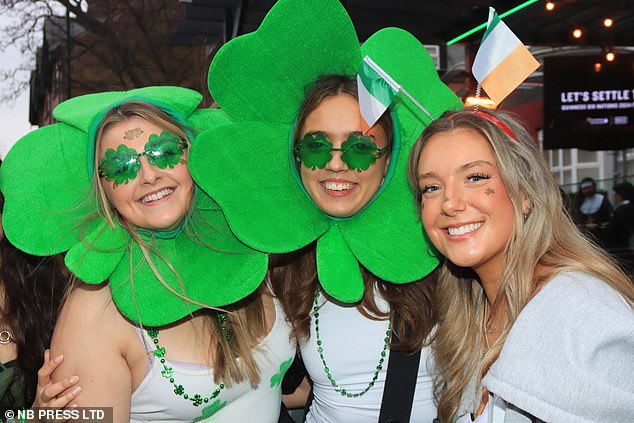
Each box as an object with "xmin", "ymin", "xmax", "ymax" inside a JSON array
[
  {"xmin": 0, "ymin": 86, "xmax": 267, "ymax": 325},
  {"xmin": 189, "ymin": 0, "xmax": 463, "ymax": 302}
]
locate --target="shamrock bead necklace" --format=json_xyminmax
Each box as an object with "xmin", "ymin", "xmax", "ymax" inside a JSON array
[
  {"xmin": 313, "ymin": 291, "xmax": 391, "ymax": 398},
  {"xmin": 146, "ymin": 312, "xmax": 231, "ymax": 407}
]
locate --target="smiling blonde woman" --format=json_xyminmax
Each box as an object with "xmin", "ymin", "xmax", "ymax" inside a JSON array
[{"xmin": 408, "ymin": 108, "xmax": 634, "ymax": 423}]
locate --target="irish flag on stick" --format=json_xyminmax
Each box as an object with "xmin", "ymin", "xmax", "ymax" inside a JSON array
[
  {"xmin": 357, "ymin": 56, "xmax": 399, "ymax": 131},
  {"xmin": 357, "ymin": 55, "xmax": 433, "ymax": 132},
  {"xmin": 472, "ymin": 7, "xmax": 539, "ymax": 105}
]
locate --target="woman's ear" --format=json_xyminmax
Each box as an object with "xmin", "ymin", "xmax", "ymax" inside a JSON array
[{"xmin": 521, "ymin": 193, "xmax": 532, "ymax": 216}]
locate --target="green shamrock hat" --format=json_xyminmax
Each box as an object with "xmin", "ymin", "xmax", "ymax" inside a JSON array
[
  {"xmin": 0, "ymin": 86, "xmax": 267, "ymax": 326},
  {"xmin": 189, "ymin": 0, "xmax": 463, "ymax": 302}
]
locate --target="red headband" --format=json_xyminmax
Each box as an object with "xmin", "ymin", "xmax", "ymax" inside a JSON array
[{"xmin": 448, "ymin": 110, "xmax": 518, "ymax": 141}]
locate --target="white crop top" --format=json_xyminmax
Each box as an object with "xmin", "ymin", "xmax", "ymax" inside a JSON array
[
  {"xmin": 130, "ymin": 298, "xmax": 295, "ymax": 422},
  {"xmin": 301, "ymin": 290, "xmax": 437, "ymax": 423}
]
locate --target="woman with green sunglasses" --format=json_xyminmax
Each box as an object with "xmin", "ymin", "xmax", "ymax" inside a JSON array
[
  {"xmin": 1, "ymin": 87, "xmax": 295, "ymax": 422},
  {"xmin": 189, "ymin": 0, "xmax": 463, "ymax": 421},
  {"xmin": 292, "ymin": 76, "xmax": 393, "ymax": 219},
  {"xmin": 270, "ymin": 74, "xmax": 441, "ymax": 422}
]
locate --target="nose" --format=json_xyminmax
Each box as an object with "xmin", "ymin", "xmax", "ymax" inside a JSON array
[
  {"xmin": 324, "ymin": 150, "xmax": 349, "ymax": 173},
  {"xmin": 441, "ymin": 185, "xmax": 466, "ymax": 216},
  {"xmin": 138, "ymin": 157, "xmax": 161, "ymax": 185}
]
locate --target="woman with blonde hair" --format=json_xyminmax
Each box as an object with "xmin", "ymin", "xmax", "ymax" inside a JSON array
[
  {"xmin": 408, "ymin": 107, "xmax": 634, "ymax": 422},
  {"xmin": 0, "ymin": 87, "xmax": 294, "ymax": 421}
]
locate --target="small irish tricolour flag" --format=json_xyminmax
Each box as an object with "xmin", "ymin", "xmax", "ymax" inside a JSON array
[
  {"xmin": 357, "ymin": 56, "xmax": 399, "ymax": 131},
  {"xmin": 472, "ymin": 8, "xmax": 539, "ymax": 105}
]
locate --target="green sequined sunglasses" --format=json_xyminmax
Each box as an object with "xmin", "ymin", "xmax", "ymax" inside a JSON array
[
  {"xmin": 98, "ymin": 130, "xmax": 188, "ymax": 187},
  {"xmin": 294, "ymin": 133, "xmax": 388, "ymax": 172}
]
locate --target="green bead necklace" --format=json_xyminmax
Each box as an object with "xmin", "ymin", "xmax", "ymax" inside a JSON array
[
  {"xmin": 146, "ymin": 313, "xmax": 231, "ymax": 407},
  {"xmin": 313, "ymin": 291, "xmax": 391, "ymax": 398}
]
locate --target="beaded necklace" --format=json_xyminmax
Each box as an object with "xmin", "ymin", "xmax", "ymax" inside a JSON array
[
  {"xmin": 146, "ymin": 313, "xmax": 231, "ymax": 407},
  {"xmin": 313, "ymin": 290, "xmax": 391, "ymax": 398}
]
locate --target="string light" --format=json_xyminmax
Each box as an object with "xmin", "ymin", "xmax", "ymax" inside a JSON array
[
  {"xmin": 605, "ymin": 51, "xmax": 615, "ymax": 62},
  {"xmin": 594, "ymin": 62, "xmax": 602, "ymax": 73},
  {"xmin": 545, "ymin": 1, "xmax": 555, "ymax": 11},
  {"xmin": 603, "ymin": 18, "xmax": 613, "ymax": 27},
  {"xmin": 572, "ymin": 28, "xmax": 582, "ymax": 38},
  {"xmin": 465, "ymin": 96, "xmax": 497, "ymax": 109}
]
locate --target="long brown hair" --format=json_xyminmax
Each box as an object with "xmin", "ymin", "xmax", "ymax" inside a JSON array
[
  {"xmin": 87, "ymin": 101, "xmax": 267, "ymax": 386},
  {"xmin": 407, "ymin": 108, "xmax": 634, "ymax": 422},
  {"xmin": 272, "ymin": 74, "xmax": 437, "ymax": 351},
  {"xmin": 0, "ymin": 187, "xmax": 69, "ymax": 412},
  {"xmin": 270, "ymin": 245, "xmax": 437, "ymax": 352}
]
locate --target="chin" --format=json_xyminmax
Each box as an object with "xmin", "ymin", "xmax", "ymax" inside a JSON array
[{"xmin": 322, "ymin": 206, "xmax": 356, "ymax": 218}]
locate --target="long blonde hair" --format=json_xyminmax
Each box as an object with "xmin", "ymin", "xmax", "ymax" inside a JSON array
[
  {"xmin": 88, "ymin": 101, "xmax": 267, "ymax": 386},
  {"xmin": 407, "ymin": 108, "xmax": 634, "ymax": 422}
]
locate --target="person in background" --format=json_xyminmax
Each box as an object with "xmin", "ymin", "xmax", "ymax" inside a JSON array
[
  {"xmin": 574, "ymin": 177, "xmax": 612, "ymax": 238},
  {"xmin": 0, "ymin": 188, "xmax": 80, "ymax": 416},
  {"xmin": 408, "ymin": 108, "xmax": 634, "ymax": 422},
  {"xmin": 604, "ymin": 181, "xmax": 634, "ymax": 250}
]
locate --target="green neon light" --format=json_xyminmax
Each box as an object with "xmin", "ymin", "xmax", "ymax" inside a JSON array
[{"xmin": 447, "ymin": 0, "xmax": 540, "ymax": 45}]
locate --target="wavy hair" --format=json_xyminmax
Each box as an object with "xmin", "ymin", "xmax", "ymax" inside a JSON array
[
  {"xmin": 407, "ymin": 107, "xmax": 634, "ymax": 422},
  {"xmin": 0, "ymin": 190, "xmax": 68, "ymax": 412}
]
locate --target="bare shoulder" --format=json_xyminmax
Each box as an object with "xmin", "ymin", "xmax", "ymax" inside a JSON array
[
  {"xmin": 52, "ymin": 282, "xmax": 137, "ymax": 358},
  {"xmin": 54, "ymin": 283, "xmax": 130, "ymax": 342},
  {"xmin": 59, "ymin": 282, "xmax": 116, "ymax": 316},
  {"xmin": 50, "ymin": 283, "xmax": 135, "ymax": 417}
]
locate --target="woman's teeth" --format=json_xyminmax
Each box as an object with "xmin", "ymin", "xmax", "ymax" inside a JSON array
[
  {"xmin": 448, "ymin": 222, "xmax": 482, "ymax": 236},
  {"xmin": 141, "ymin": 188, "xmax": 174, "ymax": 203},
  {"xmin": 323, "ymin": 182, "xmax": 353, "ymax": 191}
]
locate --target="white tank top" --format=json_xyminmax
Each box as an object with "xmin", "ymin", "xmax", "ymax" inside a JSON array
[
  {"xmin": 130, "ymin": 299, "xmax": 295, "ymax": 422},
  {"xmin": 301, "ymin": 290, "xmax": 437, "ymax": 423}
]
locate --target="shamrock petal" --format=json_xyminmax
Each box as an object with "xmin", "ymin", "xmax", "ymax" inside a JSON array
[
  {"xmin": 187, "ymin": 108, "xmax": 233, "ymax": 136},
  {"xmin": 316, "ymin": 225, "xmax": 364, "ymax": 302},
  {"xmin": 190, "ymin": 121, "xmax": 330, "ymax": 253},
  {"xmin": 0, "ymin": 123, "xmax": 96, "ymax": 255},
  {"xmin": 344, "ymin": 156, "xmax": 440, "ymax": 282},
  {"xmin": 65, "ymin": 220, "xmax": 128, "ymax": 284},
  {"xmin": 208, "ymin": 0, "xmax": 360, "ymax": 123},
  {"xmin": 53, "ymin": 86, "xmax": 203, "ymax": 133},
  {"xmin": 108, "ymin": 193, "xmax": 268, "ymax": 326}
]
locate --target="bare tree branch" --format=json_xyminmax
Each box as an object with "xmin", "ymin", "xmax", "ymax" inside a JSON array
[{"xmin": 0, "ymin": 0, "xmax": 211, "ymax": 108}]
